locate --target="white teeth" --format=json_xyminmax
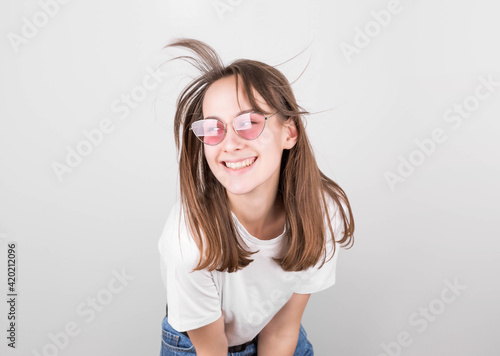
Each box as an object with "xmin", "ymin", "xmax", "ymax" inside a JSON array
[{"xmin": 224, "ymin": 158, "xmax": 256, "ymax": 170}]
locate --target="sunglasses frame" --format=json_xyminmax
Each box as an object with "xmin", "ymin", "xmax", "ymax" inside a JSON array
[{"xmin": 189, "ymin": 111, "xmax": 279, "ymax": 146}]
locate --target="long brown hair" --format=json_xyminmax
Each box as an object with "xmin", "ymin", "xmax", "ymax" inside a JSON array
[{"xmin": 164, "ymin": 38, "xmax": 354, "ymax": 273}]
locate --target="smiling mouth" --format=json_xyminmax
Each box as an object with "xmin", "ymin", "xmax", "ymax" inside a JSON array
[{"xmin": 223, "ymin": 157, "xmax": 257, "ymax": 170}]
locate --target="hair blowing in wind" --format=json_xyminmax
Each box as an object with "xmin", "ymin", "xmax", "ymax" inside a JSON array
[{"xmin": 164, "ymin": 38, "xmax": 355, "ymax": 273}]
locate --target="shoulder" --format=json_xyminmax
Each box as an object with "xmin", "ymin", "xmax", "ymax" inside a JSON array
[
  {"xmin": 324, "ymin": 194, "xmax": 346, "ymax": 228},
  {"xmin": 159, "ymin": 200, "xmax": 182, "ymax": 245},
  {"xmin": 158, "ymin": 201, "xmax": 201, "ymax": 270},
  {"xmin": 322, "ymin": 193, "xmax": 350, "ymax": 253}
]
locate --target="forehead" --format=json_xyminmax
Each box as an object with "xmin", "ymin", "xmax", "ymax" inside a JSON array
[{"xmin": 202, "ymin": 76, "xmax": 270, "ymax": 117}]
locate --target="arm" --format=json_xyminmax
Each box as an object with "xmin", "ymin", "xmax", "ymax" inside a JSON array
[
  {"xmin": 257, "ymin": 293, "xmax": 311, "ymax": 356},
  {"xmin": 186, "ymin": 315, "xmax": 228, "ymax": 356}
]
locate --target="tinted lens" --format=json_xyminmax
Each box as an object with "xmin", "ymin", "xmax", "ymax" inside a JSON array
[
  {"xmin": 234, "ymin": 112, "xmax": 265, "ymax": 140},
  {"xmin": 191, "ymin": 119, "xmax": 225, "ymax": 145}
]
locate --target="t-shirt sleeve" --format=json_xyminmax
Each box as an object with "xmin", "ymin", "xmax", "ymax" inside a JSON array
[
  {"xmin": 292, "ymin": 198, "xmax": 347, "ymax": 294},
  {"xmin": 158, "ymin": 202, "xmax": 222, "ymax": 332}
]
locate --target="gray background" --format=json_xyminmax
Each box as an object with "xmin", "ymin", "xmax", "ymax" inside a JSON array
[{"xmin": 1, "ymin": 0, "xmax": 499, "ymax": 355}]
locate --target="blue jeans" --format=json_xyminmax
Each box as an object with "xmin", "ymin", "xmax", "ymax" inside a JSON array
[{"xmin": 160, "ymin": 315, "xmax": 314, "ymax": 355}]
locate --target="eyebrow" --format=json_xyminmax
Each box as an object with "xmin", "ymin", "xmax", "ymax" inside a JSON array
[{"xmin": 203, "ymin": 109, "xmax": 256, "ymax": 121}]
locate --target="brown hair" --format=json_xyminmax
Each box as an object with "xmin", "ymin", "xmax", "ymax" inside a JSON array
[{"xmin": 164, "ymin": 38, "xmax": 354, "ymax": 273}]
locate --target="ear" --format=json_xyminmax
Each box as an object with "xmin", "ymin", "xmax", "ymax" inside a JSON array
[{"xmin": 283, "ymin": 117, "xmax": 298, "ymax": 150}]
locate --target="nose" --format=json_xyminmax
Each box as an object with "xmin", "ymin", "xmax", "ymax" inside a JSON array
[{"xmin": 221, "ymin": 122, "xmax": 244, "ymax": 150}]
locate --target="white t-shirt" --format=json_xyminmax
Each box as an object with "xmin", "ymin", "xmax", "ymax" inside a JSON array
[{"xmin": 158, "ymin": 197, "xmax": 344, "ymax": 347}]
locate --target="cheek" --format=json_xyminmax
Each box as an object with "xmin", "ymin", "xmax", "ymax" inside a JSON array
[
  {"xmin": 204, "ymin": 146, "xmax": 215, "ymax": 160},
  {"xmin": 257, "ymin": 127, "xmax": 275, "ymax": 146},
  {"xmin": 203, "ymin": 148, "xmax": 218, "ymax": 170},
  {"xmin": 255, "ymin": 128, "xmax": 285, "ymax": 156},
  {"xmin": 258, "ymin": 121, "xmax": 288, "ymax": 149}
]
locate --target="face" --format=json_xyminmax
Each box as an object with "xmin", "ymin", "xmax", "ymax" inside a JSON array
[{"xmin": 201, "ymin": 75, "xmax": 297, "ymax": 199}]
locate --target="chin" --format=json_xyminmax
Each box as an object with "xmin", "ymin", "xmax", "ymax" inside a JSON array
[
  {"xmin": 224, "ymin": 186, "xmax": 255, "ymax": 196},
  {"xmin": 222, "ymin": 181, "xmax": 259, "ymax": 196}
]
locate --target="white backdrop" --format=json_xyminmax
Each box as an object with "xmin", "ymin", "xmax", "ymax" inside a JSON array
[{"xmin": 1, "ymin": 0, "xmax": 499, "ymax": 355}]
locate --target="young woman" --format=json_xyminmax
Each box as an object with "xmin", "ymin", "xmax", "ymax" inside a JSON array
[{"xmin": 158, "ymin": 38, "xmax": 355, "ymax": 355}]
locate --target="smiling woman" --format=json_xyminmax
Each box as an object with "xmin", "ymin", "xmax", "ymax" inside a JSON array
[
  {"xmin": 158, "ymin": 38, "xmax": 355, "ymax": 355},
  {"xmin": 201, "ymin": 75, "xmax": 295, "ymax": 199}
]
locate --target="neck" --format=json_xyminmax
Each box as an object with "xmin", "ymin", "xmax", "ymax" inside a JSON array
[{"xmin": 227, "ymin": 184, "xmax": 284, "ymax": 240}]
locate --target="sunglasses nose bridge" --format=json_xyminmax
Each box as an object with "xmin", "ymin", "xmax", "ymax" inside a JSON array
[{"xmin": 221, "ymin": 121, "xmax": 243, "ymax": 143}]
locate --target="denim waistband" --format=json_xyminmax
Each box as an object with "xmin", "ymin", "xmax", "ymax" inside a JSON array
[{"xmin": 165, "ymin": 304, "xmax": 257, "ymax": 353}]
